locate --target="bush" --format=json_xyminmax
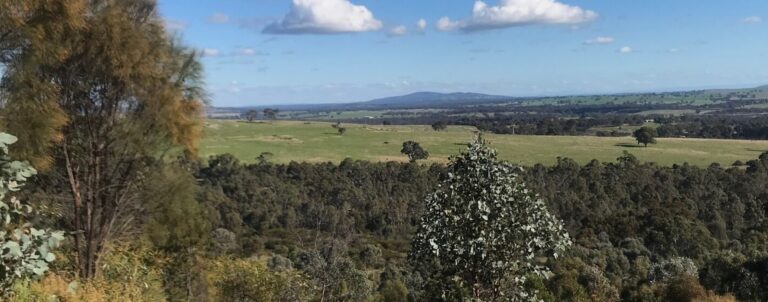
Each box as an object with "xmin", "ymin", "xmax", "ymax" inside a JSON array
[
  {"xmin": 10, "ymin": 244, "xmax": 166, "ymax": 302},
  {"xmin": 208, "ymin": 258, "xmax": 311, "ymax": 302}
]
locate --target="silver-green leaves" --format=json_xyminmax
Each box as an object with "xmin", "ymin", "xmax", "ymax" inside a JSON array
[
  {"xmin": 0, "ymin": 133, "xmax": 63, "ymax": 293},
  {"xmin": 411, "ymin": 137, "xmax": 571, "ymax": 301}
]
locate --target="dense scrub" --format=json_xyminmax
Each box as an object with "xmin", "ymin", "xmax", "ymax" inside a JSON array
[
  {"xmin": 344, "ymin": 113, "xmax": 768, "ymax": 140},
  {"xmin": 186, "ymin": 151, "xmax": 768, "ymax": 300}
]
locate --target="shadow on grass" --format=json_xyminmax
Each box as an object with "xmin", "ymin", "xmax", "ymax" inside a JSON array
[
  {"xmin": 746, "ymin": 148, "xmax": 768, "ymax": 153},
  {"xmin": 615, "ymin": 143, "xmax": 648, "ymax": 148}
]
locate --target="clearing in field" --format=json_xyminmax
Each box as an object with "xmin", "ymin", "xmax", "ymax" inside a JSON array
[{"xmin": 201, "ymin": 120, "xmax": 768, "ymax": 166}]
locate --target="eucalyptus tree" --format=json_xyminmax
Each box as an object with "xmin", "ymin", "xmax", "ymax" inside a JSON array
[
  {"xmin": 263, "ymin": 108, "xmax": 279, "ymax": 120},
  {"xmin": 410, "ymin": 138, "xmax": 571, "ymax": 301},
  {"xmin": 0, "ymin": 0, "xmax": 206, "ymax": 279},
  {"xmin": 401, "ymin": 141, "xmax": 429, "ymax": 163},
  {"xmin": 244, "ymin": 110, "xmax": 259, "ymax": 122},
  {"xmin": 633, "ymin": 126, "xmax": 658, "ymax": 147}
]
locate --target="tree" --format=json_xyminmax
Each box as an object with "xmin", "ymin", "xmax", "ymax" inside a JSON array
[
  {"xmin": 338, "ymin": 127, "xmax": 347, "ymax": 135},
  {"xmin": 401, "ymin": 141, "xmax": 429, "ymax": 163},
  {"xmin": 1, "ymin": 0, "xmax": 206, "ymax": 279},
  {"xmin": 296, "ymin": 239, "xmax": 372, "ymax": 301},
  {"xmin": 244, "ymin": 110, "xmax": 259, "ymax": 122},
  {"xmin": 263, "ymin": 108, "xmax": 279, "ymax": 120},
  {"xmin": 431, "ymin": 121, "xmax": 448, "ymax": 131},
  {"xmin": 0, "ymin": 133, "xmax": 64, "ymax": 294},
  {"xmin": 410, "ymin": 138, "xmax": 571, "ymax": 301},
  {"xmin": 633, "ymin": 126, "xmax": 657, "ymax": 147}
]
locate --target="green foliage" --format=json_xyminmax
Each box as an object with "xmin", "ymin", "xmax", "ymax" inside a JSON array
[
  {"xmin": 378, "ymin": 279, "xmax": 408, "ymax": 302},
  {"xmin": 97, "ymin": 244, "xmax": 167, "ymax": 301},
  {"xmin": 189, "ymin": 149, "xmax": 768, "ymax": 301},
  {"xmin": 211, "ymin": 258, "xmax": 311, "ymax": 302},
  {"xmin": 633, "ymin": 126, "xmax": 658, "ymax": 147},
  {"xmin": 649, "ymin": 257, "xmax": 698, "ymax": 283},
  {"xmin": 0, "ymin": 133, "xmax": 63, "ymax": 294},
  {"xmin": 263, "ymin": 108, "xmax": 279, "ymax": 120},
  {"xmin": 1, "ymin": 0, "xmax": 207, "ymax": 279},
  {"xmin": 410, "ymin": 138, "xmax": 571, "ymax": 301},
  {"xmin": 400, "ymin": 141, "xmax": 429, "ymax": 162},
  {"xmin": 295, "ymin": 240, "xmax": 372, "ymax": 301},
  {"xmin": 431, "ymin": 121, "xmax": 448, "ymax": 131},
  {"xmin": 9, "ymin": 244, "xmax": 168, "ymax": 302},
  {"xmin": 244, "ymin": 110, "xmax": 259, "ymax": 122},
  {"xmin": 144, "ymin": 164, "xmax": 209, "ymax": 252}
]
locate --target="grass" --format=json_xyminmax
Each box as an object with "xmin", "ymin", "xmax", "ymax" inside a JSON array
[{"xmin": 200, "ymin": 120, "xmax": 768, "ymax": 167}]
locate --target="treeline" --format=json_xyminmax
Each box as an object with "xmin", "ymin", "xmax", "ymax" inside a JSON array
[
  {"xmin": 355, "ymin": 113, "xmax": 768, "ymax": 140},
  {"xmin": 463, "ymin": 115, "xmax": 644, "ymax": 136},
  {"xmin": 180, "ymin": 151, "xmax": 768, "ymax": 301},
  {"xmin": 656, "ymin": 116, "xmax": 768, "ymax": 139}
]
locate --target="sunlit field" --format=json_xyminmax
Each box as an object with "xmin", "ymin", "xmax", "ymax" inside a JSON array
[{"xmin": 201, "ymin": 120, "xmax": 768, "ymax": 166}]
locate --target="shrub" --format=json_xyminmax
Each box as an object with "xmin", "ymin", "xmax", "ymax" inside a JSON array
[
  {"xmin": 0, "ymin": 133, "xmax": 64, "ymax": 295},
  {"xmin": 209, "ymin": 258, "xmax": 311, "ymax": 302}
]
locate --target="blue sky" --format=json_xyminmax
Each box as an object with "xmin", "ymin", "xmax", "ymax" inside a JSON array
[{"xmin": 158, "ymin": 0, "xmax": 768, "ymax": 106}]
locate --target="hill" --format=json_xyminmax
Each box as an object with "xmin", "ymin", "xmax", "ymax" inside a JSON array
[
  {"xmin": 209, "ymin": 84, "xmax": 768, "ymax": 115},
  {"xmin": 362, "ymin": 92, "xmax": 512, "ymax": 107}
]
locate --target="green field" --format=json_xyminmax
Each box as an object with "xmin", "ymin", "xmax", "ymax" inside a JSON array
[{"xmin": 200, "ymin": 120, "xmax": 768, "ymax": 166}]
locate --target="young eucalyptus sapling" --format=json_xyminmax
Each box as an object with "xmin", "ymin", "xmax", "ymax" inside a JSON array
[
  {"xmin": 0, "ymin": 133, "xmax": 64, "ymax": 293},
  {"xmin": 410, "ymin": 137, "xmax": 571, "ymax": 301}
]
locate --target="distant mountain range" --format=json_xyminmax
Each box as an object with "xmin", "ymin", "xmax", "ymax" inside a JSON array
[
  {"xmin": 210, "ymin": 85, "xmax": 768, "ymax": 114},
  {"xmin": 363, "ymin": 92, "xmax": 512, "ymax": 107}
]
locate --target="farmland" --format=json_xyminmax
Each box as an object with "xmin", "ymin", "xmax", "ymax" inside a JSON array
[{"xmin": 201, "ymin": 120, "xmax": 768, "ymax": 166}]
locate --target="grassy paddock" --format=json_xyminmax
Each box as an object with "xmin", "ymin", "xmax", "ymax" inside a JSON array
[{"xmin": 200, "ymin": 120, "xmax": 768, "ymax": 166}]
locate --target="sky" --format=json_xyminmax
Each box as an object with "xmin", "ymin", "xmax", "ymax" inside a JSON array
[{"xmin": 158, "ymin": 0, "xmax": 768, "ymax": 107}]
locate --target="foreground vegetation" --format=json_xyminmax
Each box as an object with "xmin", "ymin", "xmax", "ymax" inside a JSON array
[
  {"xmin": 201, "ymin": 120, "xmax": 768, "ymax": 167},
  {"xmin": 3, "ymin": 0, "xmax": 768, "ymax": 301}
]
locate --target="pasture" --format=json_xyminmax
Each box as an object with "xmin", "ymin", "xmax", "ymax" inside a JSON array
[{"xmin": 200, "ymin": 120, "xmax": 768, "ymax": 166}]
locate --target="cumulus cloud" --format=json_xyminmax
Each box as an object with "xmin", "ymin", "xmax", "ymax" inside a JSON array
[
  {"xmin": 584, "ymin": 36, "xmax": 614, "ymax": 45},
  {"xmin": 202, "ymin": 48, "xmax": 221, "ymax": 57},
  {"xmin": 389, "ymin": 25, "xmax": 408, "ymax": 37},
  {"xmin": 233, "ymin": 48, "xmax": 269, "ymax": 56},
  {"xmin": 416, "ymin": 19, "xmax": 428, "ymax": 31},
  {"xmin": 164, "ymin": 19, "xmax": 186, "ymax": 31},
  {"xmin": 436, "ymin": 17, "xmax": 461, "ymax": 31},
  {"xmin": 263, "ymin": 0, "xmax": 383, "ymax": 34},
  {"xmin": 438, "ymin": 0, "xmax": 598, "ymax": 32},
  {"xmin": 618, "ymin": 46, "xmax": 632, "ymax": 54},
  {"xmin": 742, "ymin": 16, "xmax": 762, "ymax": 24}
]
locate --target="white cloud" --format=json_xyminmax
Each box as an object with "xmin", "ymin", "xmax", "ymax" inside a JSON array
[
  {"xmin": 236, "ymin": 48, "xmax": 256, "ymax": 56},
  {"xmin": 416, "ymin": 19, "xmax": 428, "ymax": 31},
  {"xmin": 436, "ymin": 17, "xmax": 461, "ymax": 31},
  {"xmin": 438, "ymin": 0, "xmax": 598, "ymax": 32},
  {"xmin": 618, "ymin": 46, "xmax": 632, "ymax": 54},
  {"xmin": 164, "ymin": 19, "xmax": 187, "ymax": 31},
  {"xmin": 389, "ymin": 25, "xmax": 408, "ymax": 36},
  {"xmin": 263, "ymin": 0, "xmax": 382, "ymax": 34},
  {"xmin": 202, "ymin": 48, "xmax": 221, "ymax": 57},
  {"xmin": 584, "ymin": 36, "xmax": 614, "ymax": 45},
  {"xmin": 208, "ymin": 13, "xmax": 230, "ymax": 24},
  {"xmin": 742, "ymin": 16, "xmax": 762, "ymax": 24},
  {"xmin": 233, "ymin": 48, "xmax": 268, "ymax": 56},
  {"xmin": 668, "ymin": 48, "xmax": 679, "ymax": 53}
]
